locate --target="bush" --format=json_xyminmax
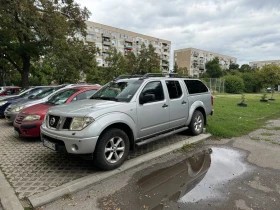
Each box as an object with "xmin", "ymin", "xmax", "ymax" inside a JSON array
[
  {"xmin": 242, "ymin": 72, "xmax": 262, "ymax": 93},
  {"xmin": 224, "ymin": 75, "xmax": 245, "ymax": 93}
]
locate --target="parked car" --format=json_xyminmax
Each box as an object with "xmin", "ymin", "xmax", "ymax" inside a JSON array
[
  {"xmin": 0, "ymin": 86, "xmax": 22, "ymax": 97},
  {"xmin": 4, "ymin": 85, "xmax": 67, "ymax": 123},
  {"xmin": 0, "ymin": 86, "xmax": 51, "ymax": 117},
  {"xmin": 14, "ymin": 86, "xmax": 101, "ymax": 138},
  {"xmin": 40, "ymin": 73, "xmax": 213, "ymax": 170}
]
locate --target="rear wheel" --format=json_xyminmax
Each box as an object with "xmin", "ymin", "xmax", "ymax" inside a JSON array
[
  {"xmin": 190, "ymin": 110, "xmax": 204, "ymax": 136},
  {"xmin": 94, "ymin": 128, "xmax": 130, "ymax": 170}
]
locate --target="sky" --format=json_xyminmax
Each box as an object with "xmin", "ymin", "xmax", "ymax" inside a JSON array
[{"xmin": 76, "ymin": 0, "xmax": 280, "ymax": 66}]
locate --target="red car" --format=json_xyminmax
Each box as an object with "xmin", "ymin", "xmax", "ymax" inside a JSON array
[
  {"xmin": 14, "ymin": 86, "xmax": 101, "ymax": 138},
  {"xmin": 0, "ymin": 86, "xmax": 22, "ymax": 96}
]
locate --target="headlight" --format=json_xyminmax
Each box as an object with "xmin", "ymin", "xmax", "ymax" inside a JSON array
[
  {"xmin": 70, "ymin": 117, "xmax": 94, "ymax": 131},
  {"xmin": 22, "ymin": 115, "xmax": 41, "ymax": 122},
  {"xmin": 0, "ymin": 101, "xmax": 7, "ymax": 106},
  {"xmin": 11, "ymin": 106, "xmax": 25, "ymax": 112}
]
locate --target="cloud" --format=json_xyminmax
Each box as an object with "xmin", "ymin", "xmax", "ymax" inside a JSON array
[{"xmin": 76, "ymin": 0, "xmax": 280, "ymax": 65}]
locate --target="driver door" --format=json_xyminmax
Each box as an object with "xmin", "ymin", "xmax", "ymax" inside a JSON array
[{"xmin": 137, "ymin": 81, "xmax": 170, "ymax": 138}]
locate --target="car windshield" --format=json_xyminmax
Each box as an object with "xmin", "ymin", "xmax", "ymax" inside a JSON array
[
  {"xmin": 91, "ymin": 80, "xmax": 143, "ymax": 102},
  {"xmin": 46, "ymin": 89, "xmax": 79, "ymax": 105},
  {"xmin": 33, "ymin": 88, "xmax": 57, "ymax": 99}
]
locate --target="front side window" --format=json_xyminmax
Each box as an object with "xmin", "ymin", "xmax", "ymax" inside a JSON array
[
  {"xmin": 184, "ymin": 80, "xmax": 209, "ymax": 94},
  {"xmin": 46, "ymin": 89, "xmax": 79, "ymax": 105},
  {"xmin": 166, "ymin": 81, "xmax": 182, "ymax": 99},
  {"xmin": 91, "ymin": 80, "xmax": 143, "ymax": 102},
  {"xmin": 140, "ymin": 81, "xmax": 164, "ymax": 103}
]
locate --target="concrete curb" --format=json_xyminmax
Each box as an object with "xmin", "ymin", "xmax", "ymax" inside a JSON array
[
  {"xmin": 0, "ymin": 169, "xmax": 24, "ymax": 210},
  {"xmin": 29, "ymin": 133, "xmax": 211, "ymax": 208}
]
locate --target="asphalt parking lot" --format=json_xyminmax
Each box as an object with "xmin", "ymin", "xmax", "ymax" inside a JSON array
[{"xmin": 0, "ymin": 119, "xmax": 191, "ymax": 200}]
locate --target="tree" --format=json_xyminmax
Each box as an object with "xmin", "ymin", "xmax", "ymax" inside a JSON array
[
  {"xmin": 173, "ymin": 62, "xmax": 178, "ymax": 73},
  {"xmin": 239, "ymin": 64, "xmax": 252, "ymax": 72},
  {"xmin": 125, "ymin": 51, "xmax": 138, "ymax": 74},
  {"xmin": 229, "ymin": 63, "xmax": 239, "ymax": 70},
  {"xmin": 105, "ymin": 47, "xmax": 127, "ymax": 77},
  {"xmin": 258, "ymin": 65, "xmax": 280, "ymax": 99},
  {"xmin": 44, "ymin": 39, "xmax": 98, "ymax": 84},
  {"xmin": 0, "ymin": 0, "xmax": 90, "ymax": 87},
  {"xmin": 205, "ymin": 57, "xmax": 223, "ymax": 78},
  {"xmin": 177, "ymin": 67, "xmax": 188, "ymax": 77},
  {"xmin": 137, "ymin": 44, "xmax": 161, "ymax": 74}
]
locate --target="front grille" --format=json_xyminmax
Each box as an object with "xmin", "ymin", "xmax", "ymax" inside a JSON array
[
  {"xmin": 48, "ymin": 115, "xmax": 60, "ymax": 128},
  {"xmin": 15, "ymin": 114, "xmax": 26, "ymax": 125},
  {"xmin": 63, "ymin": 117, "xmax": 72, "ymax": 129}
]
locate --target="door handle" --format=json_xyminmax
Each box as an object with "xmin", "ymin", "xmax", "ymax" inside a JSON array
[
  {"xmin": 182, "ymin": 101, "xmax": 187, "ymax": 104},
  {"xmin": 162, "ymin": 104, "xmax": 169, "ymax": 108}
]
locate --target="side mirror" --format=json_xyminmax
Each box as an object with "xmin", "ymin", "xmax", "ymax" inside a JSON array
[{"xmin": 139, "ymin": 93, "xmax": 155, "ymax": 104}]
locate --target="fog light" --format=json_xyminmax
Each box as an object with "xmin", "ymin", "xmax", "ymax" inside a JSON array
[{"xmin": 71, "ymin": 144, "xmax": 78, "ymax": 151}]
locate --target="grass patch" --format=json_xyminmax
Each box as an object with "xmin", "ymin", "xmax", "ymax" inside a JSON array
[
  {"xmin": 24, "ymin": 207, "xmax": 33, "ymax": 210},
  {"xmin": 181, "ymin": 141, "xmax": 204, "ymax": 153},
  {"xmin": 250, "ymin": 136, "xmax": 280, "ymax": 146},
  {"xmin": 62, "ymin": 194, "xmax": 74, "ymax": 200},
  {"xmin": 207, "ymin": 93, "xmax": 280, "ymax": 138},
  {"xmin": 260, "ymin": 132, "xmax": 274, "ymax": 136},
  {"xmin": 250, "ymin": 137, "xmax": 261, "ymax": 141}
]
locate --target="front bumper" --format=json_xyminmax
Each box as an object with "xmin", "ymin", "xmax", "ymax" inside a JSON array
[
  {"xmin": 4, "ymin": 111, "xmax": 18, "ymax": 123},
  {"xmin": 13, "ymin": 120, "xmax": 41, "ymax": 137},
  {"xmin": 40, "ymin": 125, "xmax": 99, "ymax": 154}
]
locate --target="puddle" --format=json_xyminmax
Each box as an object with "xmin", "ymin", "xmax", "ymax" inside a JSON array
[
  {"xmin": 99, "ymin": 147, "xmax": 248, "ymax": 210},
  {"xmin": 180, "ymin": 148, "xmax": 247, "ymax": 203}
]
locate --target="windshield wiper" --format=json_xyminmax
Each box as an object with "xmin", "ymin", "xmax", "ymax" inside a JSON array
[{"xmin": 91, "ymin": 96, "xmax": 119, "ymax": 101}]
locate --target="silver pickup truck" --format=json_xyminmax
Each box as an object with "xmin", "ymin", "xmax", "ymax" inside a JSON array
[{"xmin": 41, "ymin": 74, "xmax": 213, "ymax": 170}]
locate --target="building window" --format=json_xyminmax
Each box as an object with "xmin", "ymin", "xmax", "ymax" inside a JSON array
[{"xmin": 95, "ymin": 28, "xmax": 99, "ymax": 32}]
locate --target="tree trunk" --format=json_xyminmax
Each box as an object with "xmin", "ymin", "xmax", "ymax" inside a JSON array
[{"xmin": 21, "ymin": 57, "xmax": 30, "ymax": 88}]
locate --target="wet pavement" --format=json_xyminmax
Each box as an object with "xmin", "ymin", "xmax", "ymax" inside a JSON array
[{"xmin": 39, "ymin": 119, "xmax": 280, "ymax": 210}]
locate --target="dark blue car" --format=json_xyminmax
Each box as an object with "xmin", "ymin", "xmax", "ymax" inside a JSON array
[{"xmin": 0, "ymin": 86, "xmax": 52, "ymax": 117}]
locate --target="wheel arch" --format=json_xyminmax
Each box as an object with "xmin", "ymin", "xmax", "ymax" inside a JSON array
[{"xmin": 98, "ymin": 122, "xmax": 135, "ymax": 151}]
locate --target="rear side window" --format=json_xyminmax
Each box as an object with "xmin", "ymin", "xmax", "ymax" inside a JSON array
[
  {"xmin": 85, "ymin": 89, "xmax": 97, "ymax": 98},
  {"xmin": 165, "ymin": 81, "xmax": 182, "ymax": 99},
  {"xmin": 184, "ymin": 80, "xmax": 209, "ymax": 94}
]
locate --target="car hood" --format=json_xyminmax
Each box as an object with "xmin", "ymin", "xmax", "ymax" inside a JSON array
[
  {"xmin": 21, "ymin": 103, "xmax": 52, "ymax": 115},
  {"xmin": 48, "ymin": 99, "xmax": 126, "ymax": 117},
  {"xmin": 10, "ymin": 97, "xmax": 48, "ymax": 109}
]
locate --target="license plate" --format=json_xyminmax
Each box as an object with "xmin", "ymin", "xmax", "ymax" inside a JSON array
[{"xmin": 43, "ymin": 139, "xmax": 56, "ymax": 151}]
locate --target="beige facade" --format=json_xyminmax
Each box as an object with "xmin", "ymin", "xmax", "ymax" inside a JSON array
[
  {"xmin": 174, "ymin": 48, "xmax": 237, "ymax": 77},
  {"xmin": 249, "ymin": 60, "xmax": 280, "ymax": 68},
  {"xmin": 83, "ymin": 21, "xmax": 171, "ymax": 72}
]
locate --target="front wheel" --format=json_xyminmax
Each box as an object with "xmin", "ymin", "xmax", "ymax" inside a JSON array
[
  {"xmin": 94, "ymin": 128, "xmax": 130, "ymax": 170},
  {"xmin": 189, "ymin": 110, "xmax": 204, "ymax": 136}
]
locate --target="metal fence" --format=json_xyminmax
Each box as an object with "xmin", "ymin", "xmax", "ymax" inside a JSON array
[{"xmin": 201, "ymin": 78, "xmax": 225, "ymax": 93}]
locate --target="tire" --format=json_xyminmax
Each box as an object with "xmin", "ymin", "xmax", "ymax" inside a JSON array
[
  {"xmin": 94, "ymin": 128, "xmax": 130, "ymax": 170},
  {"xmin": 189, "ymin": 110, "xmax": 204, "ymax": 136}
]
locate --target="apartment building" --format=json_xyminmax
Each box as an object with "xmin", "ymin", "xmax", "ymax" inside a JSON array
[
  {"xmin": 82, "ymin": 21, "xmax": 171, "ymax": 72},
  {"xmin": 174, "ymin": 48, "xmax": 237, "ymax": 77},
  {"xmin": 249, "ymin": 60, "xmax": 280, "ymax": 68}
]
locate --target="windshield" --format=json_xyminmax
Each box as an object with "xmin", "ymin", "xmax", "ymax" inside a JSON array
[
  {"xmin": 91, "ymin": 80, "xmax": 143, "ymax": 102},
  {"xmin": 46, "ymin": 89, "xmax": 78, "ymax": 105},
  {"xmin": 33, "ymin": 88, "xmax": 57, "ymax": 99}
]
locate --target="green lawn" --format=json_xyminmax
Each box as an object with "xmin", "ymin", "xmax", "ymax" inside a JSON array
[{"xmin": 206, "ymin": 93, "xmax": 280, "ymax": 138}]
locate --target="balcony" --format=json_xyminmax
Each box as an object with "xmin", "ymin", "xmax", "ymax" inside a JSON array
[
  {"xmin": 162, "ymin": 46, "xmax": 169, "ymax": 50},
  {"xmin": 102, "ymin": 33, "xmax": 112, "ymax": 38},
  {"xmin": 162, "ymin": 56, "xmax": 169, "ymax": 61},
  {"xmin": 124, "ymin": 45, "xmax": 133, "ymax": 50},
  {"xmin": 102, "ymin": 40, "xmax": 111, "ymax": 46},
  {"xmin": 125, "ymin": 39, "xmax": 133, "ymax": 45},
  {"xmin": 102, "ymin": 48, "xmax": 109, "ymax": 53},
  {"xmin": 162, "ymin": 63, "xmax": 169, "ymax": 67}
]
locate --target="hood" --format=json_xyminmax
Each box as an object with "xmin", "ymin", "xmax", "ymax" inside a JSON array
[
  {"xmin": 0, "ymin": 95, "xmax": 20, "ymax": 102},
  {"xmin": 10, "ymin": 97, "xmax": 47, "ymax": 109},
  {"xmin": 48, "ymin": 99, "xmax": 126, "ymax": 117},
  {"xmin": 21, "ymin": 103, "xmax": 52, "ymax": 115}
]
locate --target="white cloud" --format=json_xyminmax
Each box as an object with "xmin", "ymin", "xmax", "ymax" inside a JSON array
[{"xmin": 76, "ymin": 0, "xmax": 280, "ymax": 65}]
